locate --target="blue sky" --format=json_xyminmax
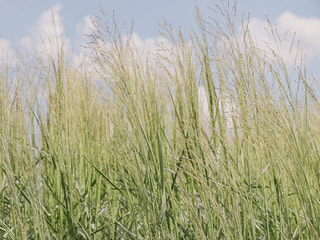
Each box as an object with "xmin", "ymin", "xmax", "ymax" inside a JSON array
[
  {"xmin": 1, "ymin": 0, "xmax": 319, "ymax": 42},
  {"xmin": 0, "ymin": 0, "xmax": 319, "ymax": 75}
]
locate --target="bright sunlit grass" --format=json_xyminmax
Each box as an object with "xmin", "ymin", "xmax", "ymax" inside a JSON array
[{"xmin": 1, "ymin": 1, "xmax": 320, "ymax": 239}]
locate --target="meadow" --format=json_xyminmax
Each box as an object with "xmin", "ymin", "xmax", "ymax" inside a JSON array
[{"xmin": 1, "ymin": 2, "xmax": 320, "ymax": 239}]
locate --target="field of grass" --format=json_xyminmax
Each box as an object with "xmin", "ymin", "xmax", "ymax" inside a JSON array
[{"xmin": 1, "ymin": 2, "xmax": 320, "ymax": 239}]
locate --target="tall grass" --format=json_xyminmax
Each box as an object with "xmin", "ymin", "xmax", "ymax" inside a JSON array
[{"xmin": 1, "ymin": 1, "xmax": 320, "ymax": 239}]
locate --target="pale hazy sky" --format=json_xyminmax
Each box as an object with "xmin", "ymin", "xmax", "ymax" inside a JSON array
[{"xmin": 0, "ymin": 0, "xmax": 319, "ymax": 76}]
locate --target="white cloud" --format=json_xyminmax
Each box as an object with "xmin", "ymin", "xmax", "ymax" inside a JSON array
[
  {"xmin": 0, "ymin": 38, "xmax": 11, "ymax": 59},
  {"xmin": 128, "ymin": 33, "xmax": 172, "ymax": 66},
  {"xmin": 0, "ymin": 37, "xmax": 15, "ymax": 65},
  {"xmin": 76, "ymin": 15, "xmax": 94, "ymax": 45},
  {"xmin": 248, "ymin": 12, "xmax": 320, "ymax": 67},
  {"xmin": 72, "ymin": 15, "xmax": 96, "ymax": 70},
  {"xmin": 83, "ymin": 30, "xmax": 173, "ymax": 73},
  {"xmin": 19, "ymin": 3, "xmax": 69, "ymax": 54},
  {"xmin": 277, "ymin": 12, "xmax": 320, "ymax": 60}
]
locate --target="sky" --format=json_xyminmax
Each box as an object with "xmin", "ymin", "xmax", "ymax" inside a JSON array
[{"xmin": 0, "ymin": 0, "xmax": 319, "ymax": 76}]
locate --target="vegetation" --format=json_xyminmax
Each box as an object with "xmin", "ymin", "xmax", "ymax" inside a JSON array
[{"xmin": 1, "ymin": 1, "xmax": 320, "ymax": 239}]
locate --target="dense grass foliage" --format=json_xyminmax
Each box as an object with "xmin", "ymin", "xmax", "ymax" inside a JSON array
[{"xmin": 1, "ymin": 2, "xmax": 320, "ymax": 239}]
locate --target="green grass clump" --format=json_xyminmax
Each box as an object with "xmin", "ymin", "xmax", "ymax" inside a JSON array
[{"xmin": 1, "ymin": 1, "xmax": 320, "ymax": 239}]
